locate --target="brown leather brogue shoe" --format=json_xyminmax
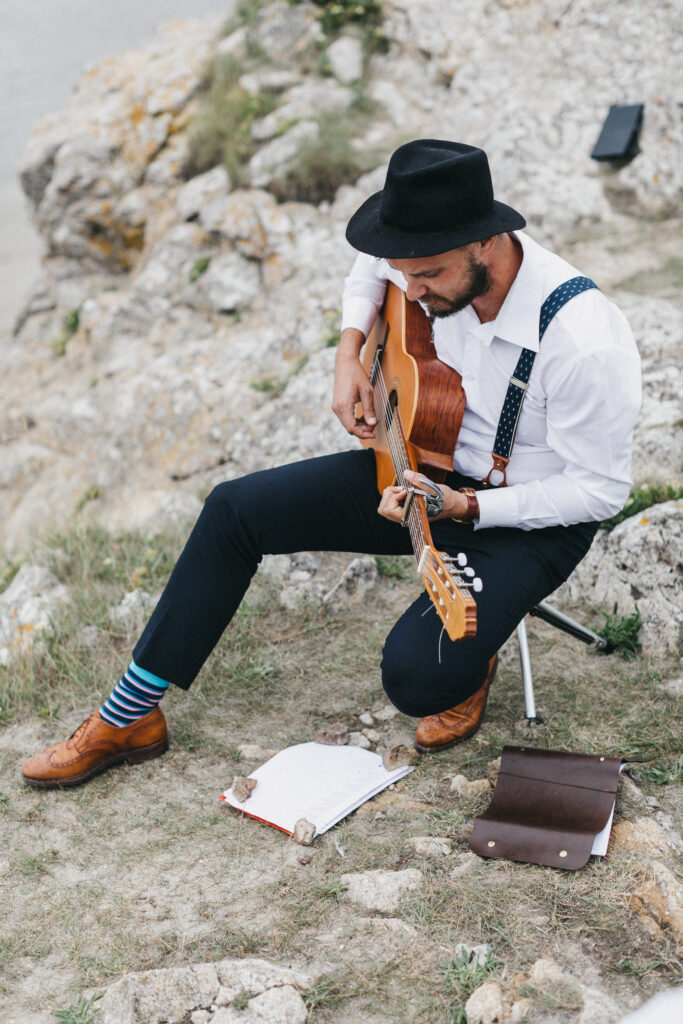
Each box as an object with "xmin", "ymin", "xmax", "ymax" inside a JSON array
[
  {"xmin": 21, "ymin": 707, "xmax": 168, "ymax": 788},
  {"xmin": 415, "ymin": 655, "xmax": 498, "ymax": 753}
]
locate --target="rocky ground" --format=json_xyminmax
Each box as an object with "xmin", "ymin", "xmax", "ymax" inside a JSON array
[{"xmin": 0, "ymin": 1, "xmax": 681, "ymax": 1022}]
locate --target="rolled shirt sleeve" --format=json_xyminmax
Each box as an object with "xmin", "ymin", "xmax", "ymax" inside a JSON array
[{"xmin": 341, "ymin": 253, "xmax": 396, "ymax": 337}]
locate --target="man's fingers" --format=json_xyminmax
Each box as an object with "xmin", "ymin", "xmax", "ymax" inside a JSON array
[{"xmin": 360, "ymin": 383, "xmax": 377, "ymax": 425}]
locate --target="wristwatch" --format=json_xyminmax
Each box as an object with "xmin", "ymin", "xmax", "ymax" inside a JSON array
[{"xmin": 450, "ymin": 487, "xmax": 480, "ymax": 524}]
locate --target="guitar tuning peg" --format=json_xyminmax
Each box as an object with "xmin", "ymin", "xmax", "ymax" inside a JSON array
[
  {"xmin": 472, "ymin": 578, "xmax": 483, "ymax": 592},
  {"xmin": 464, "ymin": 566, "xmax": 475, "ymax": 577},
  {"xmin": 456, "ymin": 552, "xmax": 468, "ymax": 567}
]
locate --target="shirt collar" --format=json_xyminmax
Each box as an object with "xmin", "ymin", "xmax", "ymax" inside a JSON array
[{"xmin": 466, "ymin": 231, "xmax": 544, "ymax": 351}]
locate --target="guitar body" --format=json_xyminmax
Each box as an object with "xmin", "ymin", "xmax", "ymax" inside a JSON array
[{"xmin": 360, "ymin": 282, "xmax": 467, "ymax": 491}]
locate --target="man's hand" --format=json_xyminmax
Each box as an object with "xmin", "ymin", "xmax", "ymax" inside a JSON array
[
  {"xmin": 378, "ymin": 470, "xmax": 470, "ymax": 523},
  {"xmin": 332, "ymin": 328, "xmax": 377, "ymax": 439}
]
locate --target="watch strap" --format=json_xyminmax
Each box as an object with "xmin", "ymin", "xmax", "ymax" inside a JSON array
[{"xmin": 451, "ymin": 486, "xmax": 479, "ymax": 523}]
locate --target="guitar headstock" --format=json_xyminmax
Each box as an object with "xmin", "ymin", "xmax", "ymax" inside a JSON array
[{"xmin": 418, "ymin": 546, "xmax": 478, "ymax": 641}]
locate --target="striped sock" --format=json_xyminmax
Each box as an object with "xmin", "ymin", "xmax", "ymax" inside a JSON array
[{"xmin": 99, "ymin": 660, "xmax": 170, "ymax": 727}]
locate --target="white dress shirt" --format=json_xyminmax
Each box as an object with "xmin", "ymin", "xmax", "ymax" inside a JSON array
[{"xmin": 341, "ymin": 231, "xmax": 642, "ymax": 531}]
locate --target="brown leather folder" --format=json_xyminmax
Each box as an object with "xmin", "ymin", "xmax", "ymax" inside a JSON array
[{"xmin": 469, "ymin": 746, "xmax": 623, "ymax": 870}]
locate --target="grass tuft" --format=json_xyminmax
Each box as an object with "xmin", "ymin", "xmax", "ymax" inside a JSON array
[
  {"xmin": 269, "ymin": 108, "xmax": 380, "ymax": 204},
  {"xmin": 185, "ymin": 55, "xmax": 279, "ymax": 181},
  {"xmin": 52, "ymin": 307, "xmax": 81, "ymax": 357},
  {"xmin": 600, "ymin": 483, "xmax": 683, "ymax": 531},
  {"xmin": 54, "ymin": 995, "xmax": 98, "ymax": 1024},
  {"xmin": 596, "ymin": 607, "xmax": 642, "ymax": 659}
]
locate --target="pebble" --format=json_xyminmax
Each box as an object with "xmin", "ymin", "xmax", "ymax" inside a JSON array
[
  {"xmin": 292, "ymin": 818, "xmax": 316, "ymax": 846},
  {"xmin": 381, "ymin": 743, "xmax": 419, "ymax": 770}
]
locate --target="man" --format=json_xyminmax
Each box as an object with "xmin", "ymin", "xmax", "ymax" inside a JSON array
[{"xmin": 22, "ymin": 140, "xmax": 641, "ymax": 788}]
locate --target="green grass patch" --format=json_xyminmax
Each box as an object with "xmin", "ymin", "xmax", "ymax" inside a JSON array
[
  {"xmin": 439, "ymin": 947, "xmax": 504, "ymax": 1003},
  {"xmin": 185, "ymin": 55, "xmax": 279, "ymax": 181},
  {"xmin": 596, "ymin": 607, "xmax": 642, "ymax": 660},
  {"xmin": 289, "ymin": 0, "xmax": 389, "ymax": 52},
  {"xmin": 374, "ymin": 554, "xmax": 411, "ymax": 581},
  {"xmin": 52, "ymin": 307, "xmax": 81, "ymax": 357},
  {"xmin": 189, "ymin": 256, "xmax": 211, "ymax": 282},
  {"xmin": 54, "ymin": 995, "xmax": 99, "ymax": 1024},
  {"xmin": 600, "ymin": 483, "xmax": 683, "ymax": 531},
  {"xmin": 269, "ymin": 103, "xmax": 381, "ymax": 204}
]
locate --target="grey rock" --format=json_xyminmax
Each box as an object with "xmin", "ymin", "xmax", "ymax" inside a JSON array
[
  {"xmin": 246, "ymin": 120, "xmax": 319, "ymax": 188},
  {"xmin": 185, "ymin": 251, "xmax": 261, "ymax": 314},
  {"xmin": 177, "ymin": 166, "xmax": 231, "ymax": 222},
  {"xmin": 464, "ymin": 980, "xmax": 505, "ymax": 1024},
  {"xmin": 99, "ymin": 964, "xmax": 220, "ymax": 1024},
  {"xmin": 326, "ymin": 35, "xmax": 364, "ymax": 84},
  {"xmin": 323, "ymin": 556, "xmax": 378, "ymax": 608},
  {"xmin": 108, "ymin": 588, "xmax": 156, "ymax": 632},
  {"xmin": 556, "ymin": 500, "xmax": 683, "ymax": 654},
  {"xmin": 454, "ymin": 942, "xmax": 494, "ymax": 967},
  {"xmin": 292, "ymin": 818, "xmax": 316, "ymax": 846},
  {"xmin": 340, "ymin": 868, "xmax": 423, "ymax": 912},
  {"xmin": 578, "ymin": 987, "xmax": 621, "ymax": 1024},
  {"xmin": 239, "ymin": 70, "xmax": 301, "ymax": 95},
  {"xmin": 408, "ymin": 836, "xmax": 453, "ymax": 856},
  {"xmin": 252, "ymin": 79, "xmax": 353, "ymax": 141},
  {"xmin": 0, "ymin": 565, "xmax": 69, "ymax": 666},
  {"xmin": 348, "ymin": 731, "xmax": 371, "ymax": 749},
  {"xmin": 253, "ymin": 2, "xmax": 322, "ymax": 62}
]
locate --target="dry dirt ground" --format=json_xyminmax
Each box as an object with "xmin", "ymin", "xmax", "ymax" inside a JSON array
[{"xmin": 0, "ymin": 535, "xmax": 680, "ymax": 1023}]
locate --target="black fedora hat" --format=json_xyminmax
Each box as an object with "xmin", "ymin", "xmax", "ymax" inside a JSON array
[{"xmin": 346, "ymin": 139, "xmax": 525, "ymax": 258}]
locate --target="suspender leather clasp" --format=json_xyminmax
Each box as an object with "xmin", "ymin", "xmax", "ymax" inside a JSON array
[{"xmin": 481, "ymin": 454, "xmax": 509, "ymax": 489}]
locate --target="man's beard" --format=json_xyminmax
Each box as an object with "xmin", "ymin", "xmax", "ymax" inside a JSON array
[{"xmin": 423, "ymin": 255, "xmax": 491, "ymax": 319}]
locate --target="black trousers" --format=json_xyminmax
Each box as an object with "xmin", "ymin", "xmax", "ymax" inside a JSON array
[{"xmin": 133, "ymin": 449, "xmax": 598, "ymax": 718}]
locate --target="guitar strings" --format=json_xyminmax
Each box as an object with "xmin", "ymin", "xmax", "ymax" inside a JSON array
[{"xmin": 372, "ymin": 371, "xmax": 426, "ymax": 558}]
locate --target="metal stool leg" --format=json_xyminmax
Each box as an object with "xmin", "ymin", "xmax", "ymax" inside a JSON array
[
  {"xmin": 529, "ymin": 601, "xmax": 611, "ymax": 651},
  {"xmin": 516, "ymin": 618, "xmax": 537, "ymax": 721},
  {"xmin": 517, "ymin": 601, "xmax": 611, "ymax": 721}
]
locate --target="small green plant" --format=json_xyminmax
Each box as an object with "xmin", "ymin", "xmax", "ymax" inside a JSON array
[
  {"xmin": 596, "ymin": 607, "xmax": 642, "ymax": 660},
  {"xmin": 74, "ymin": 485, "xmax": 103, "ymax": 513},
  {"xmin": 249, "ymin": 355, "xmax": 308, "ymax": 398},
  {"xmin": 303, "ymin": 975, "xmax": 348, "ymax": 1013},
  {"xmin": 0, "ymin": 556, "xmax": 24, "ymax": 592},
  {"xmin": 52, "ymin": 307, "xmax": 81, "ymax": 356},
  {"xmin": 439, "ymin": 948, "xmax": 503, "ymax": 1003},
  {"xmin": 232, "ymin": 989, "xmax": 250, "ymax": 1010},
  {"xmin": 269, "ymin": 110, "xmax": 379, "ymax": 203},
  {"xmin": 638, "ymin": 755, "xmax": 683, "ymax": 785},
  {"xmin": 185, "ymin": 55, "xmax": 279, "ymax": 180},
  {"xmin": 189, "ymin": 256, "xmax": 211, "ymax": 281},
  {"xmin": 374, "ymin": 554, "xmax": 410, "ymax": 580},
  {"xmin": 600, "ymin": 483, "xmax": 683, "ymax": 530},
  {"xmin": 319, "ymin": 311, "xmax": 342, "ymax": 348},
  {"xmin": 54, "ymin": 995, "xmax": 98, "ymax": 1024},
  {"xmin": 294, "ymin": 0, "xmax": 385, "ymax": 41}
]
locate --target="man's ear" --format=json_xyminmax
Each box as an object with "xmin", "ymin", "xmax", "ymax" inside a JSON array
[{"xmin": 476, "ymin": 236, "xmax": 497, "ymax": 257}]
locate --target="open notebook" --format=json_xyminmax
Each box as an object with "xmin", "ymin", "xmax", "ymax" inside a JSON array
[{"xmin": 221, "ymin": 741, "xmax": 414, "ymax": 837}]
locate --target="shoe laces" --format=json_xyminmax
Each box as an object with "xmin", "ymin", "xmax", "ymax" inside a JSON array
[{"xmin": 68, "ymin": 715, "xmax": 93, "ymax": 745}]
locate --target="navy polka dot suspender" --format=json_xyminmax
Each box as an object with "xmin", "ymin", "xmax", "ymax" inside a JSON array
[{"xmin": 481, "ymin": 275, "xmax": 599, "ymax": 488}]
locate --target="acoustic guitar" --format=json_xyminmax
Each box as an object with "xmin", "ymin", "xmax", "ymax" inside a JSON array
[{"xmin": 359, "ymin": 282, "xmax": 478, "ymax": 641}]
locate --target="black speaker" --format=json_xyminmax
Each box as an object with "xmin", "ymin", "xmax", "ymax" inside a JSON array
[{"xmin": 591, "ymin": 104, "xmax": 644, "ymax": 161}]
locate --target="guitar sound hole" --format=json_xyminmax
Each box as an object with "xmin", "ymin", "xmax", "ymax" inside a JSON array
[{"xmin": 386, "ymin": 390, "xmax": 398, "ymax": 431}]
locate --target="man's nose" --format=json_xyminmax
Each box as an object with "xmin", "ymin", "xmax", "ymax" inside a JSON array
[{"xmin": 405, "ymin": 278, "xmax": 427, "ymax": 302}]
